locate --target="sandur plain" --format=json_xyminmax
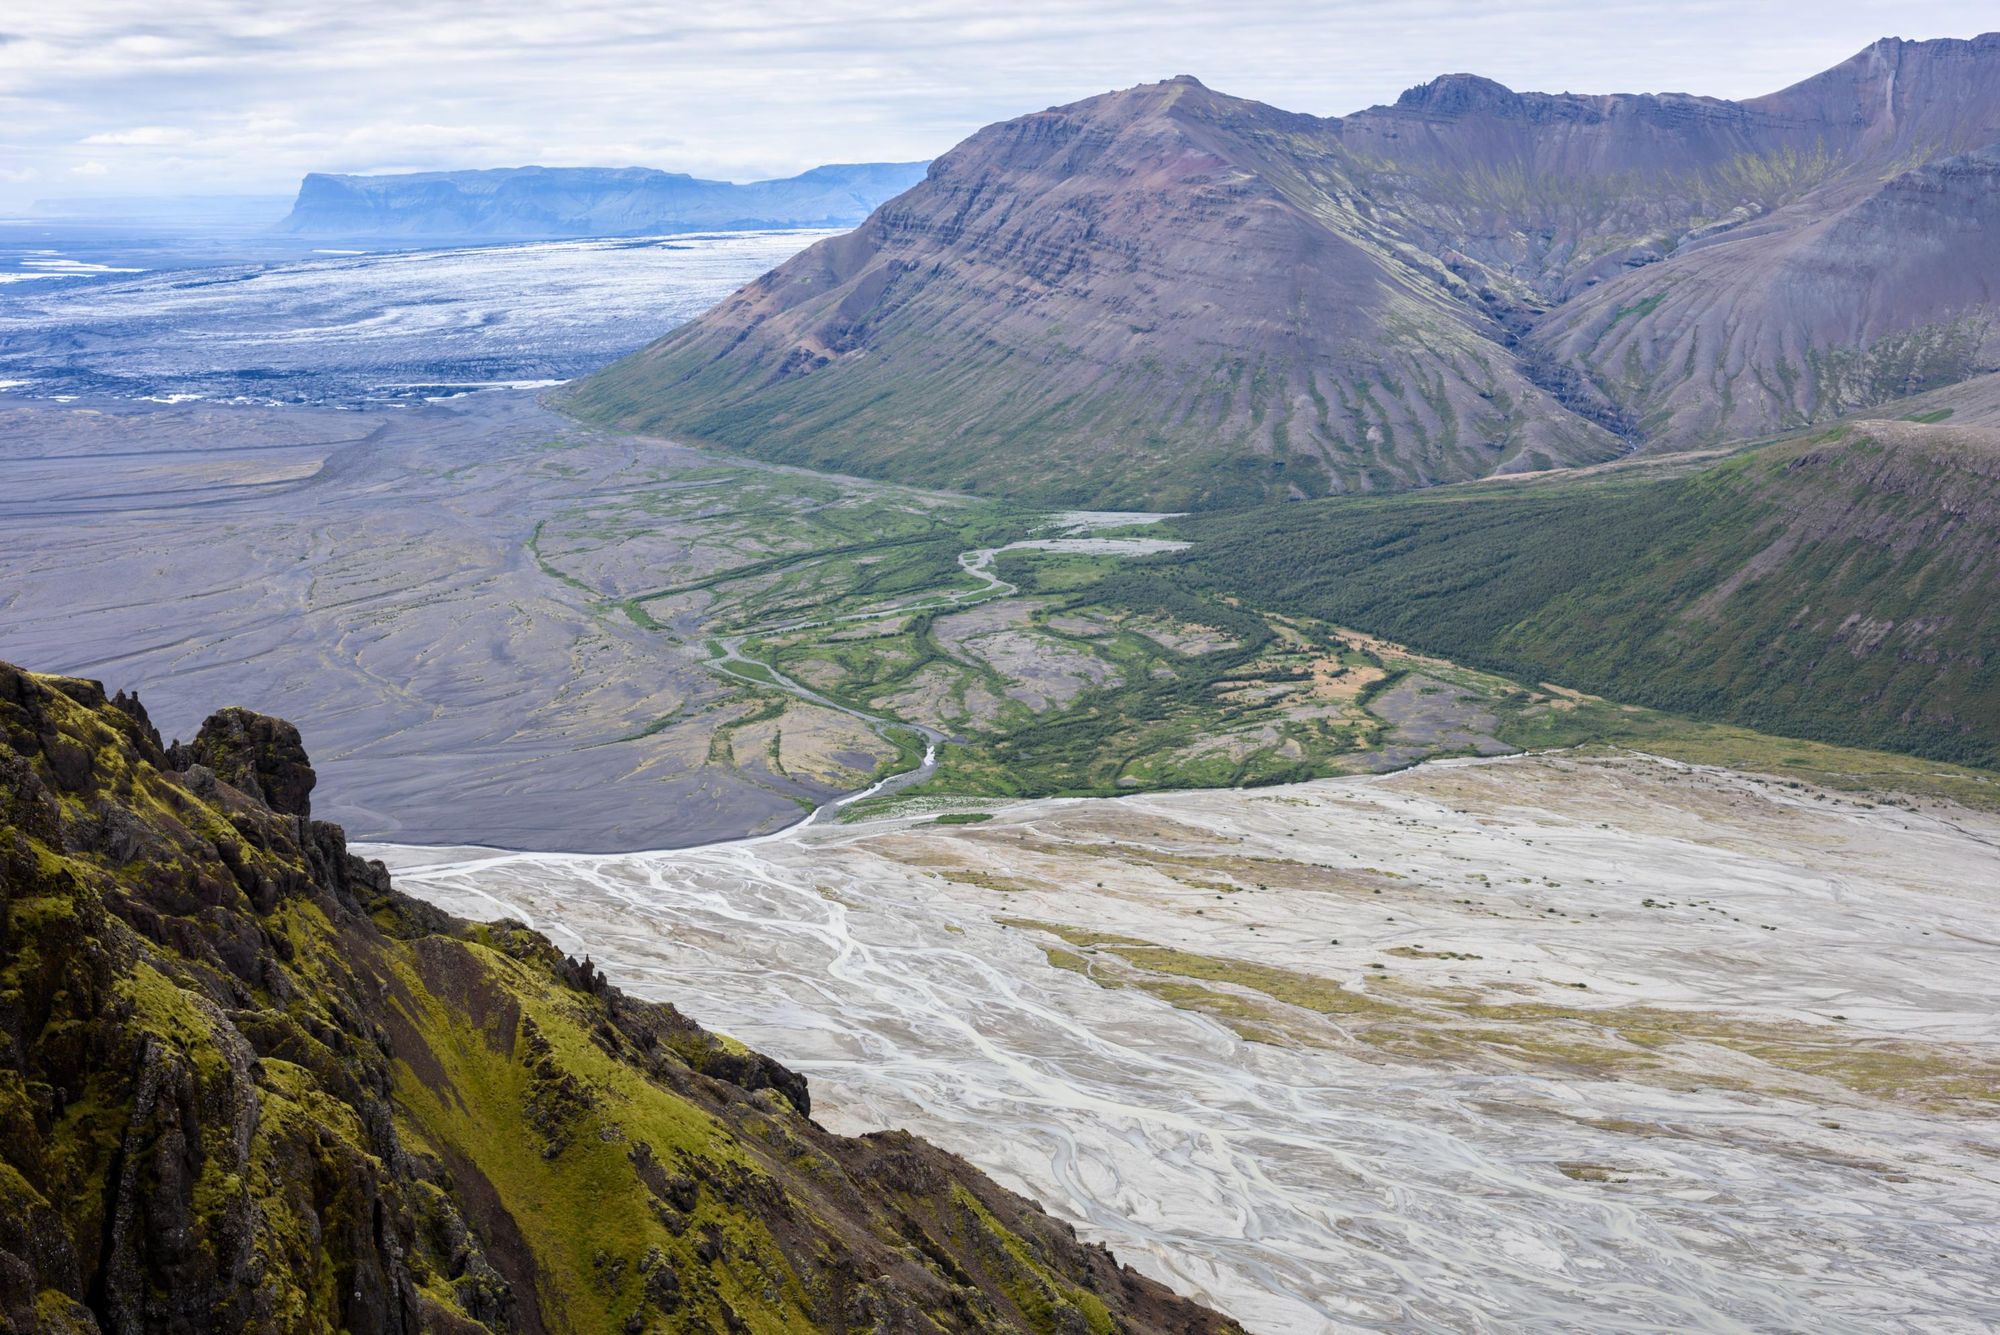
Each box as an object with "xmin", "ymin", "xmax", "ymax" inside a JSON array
[
  {"xmin": 0, "ymin": 382, "xmax": 1613, "ymax": 847},
  {"xmin": 8, "ymin": 385, "xmax": 2000, "ymax": 1335},
  {"xmin": 373, "ymin": 750, "xmax": 2000, "ymax": 1333}
]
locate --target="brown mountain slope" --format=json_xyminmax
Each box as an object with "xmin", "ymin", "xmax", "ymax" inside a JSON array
[
  {"xmin": 1531, "ymin": 144, "xmax": 2000, "ymax": 445},
  {"xmin": 569, "ymin": 34, "xmax": 2000, "ymax": 508},
  {"xmin": 1340, "ymin": 34, "xmax": 2000, "ymax": 298},
  {"xmin": 0, "ymin": 663, "xmax": 1241, "ymax": 1334},
  {"xmin": 1743, "ymin": 33, "xmax": 2000, "ymax": 159},
  {"xmin": 567, "ymin": 78, "xmax": 1621, "ymax": 509}
]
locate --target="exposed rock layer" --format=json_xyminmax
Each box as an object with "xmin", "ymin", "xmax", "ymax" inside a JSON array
[
  {"xmin": 570, "ymin": 34, "xmax": 2000, "ymax": 507},
  {"xmin": 0, "ymin": 661, "xmax": 1239, "ymax": 1334}
]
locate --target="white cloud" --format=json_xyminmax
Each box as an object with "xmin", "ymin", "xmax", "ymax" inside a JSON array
[
  {"xmin": 0, "ymin": 0, "xmax": 1995, "ymax": 208},
  {"xmin": 81, "ymin": 125, "xmax": 192, "ymax": 145},
  {"xmin": 68, "ymin": 160, "xmax": 109, "ymax": 176}
]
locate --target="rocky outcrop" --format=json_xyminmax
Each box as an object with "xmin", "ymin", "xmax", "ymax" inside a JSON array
[
  {"xmin": 568, "ymin": 34, "xmax": 2000, "ymax": 506},
  {"xmin": 0, "ymin": 662, "xmax": 1243, "ymax": 1334}
]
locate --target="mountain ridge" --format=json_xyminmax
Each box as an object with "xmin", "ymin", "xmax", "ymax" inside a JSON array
[
  {"xmin": 568, "ymin": 34, "xmax": 2000, "ymax": 508},
  {"xmin": 0, "ymin": 660, "xmax": 1240, "ymax": 1333}
]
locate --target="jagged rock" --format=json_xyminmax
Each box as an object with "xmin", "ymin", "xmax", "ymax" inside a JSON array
[
  {"xmin": 168, "ymin": 706, "xmax": 316, "ymax": 818},
  {"xmin": 0, "ymin": 660, "xmax": 1243, "ymax": 1334}
]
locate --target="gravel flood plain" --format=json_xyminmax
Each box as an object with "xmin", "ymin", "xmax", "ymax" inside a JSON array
[{"xmin": 371, "ymin": 752, "xmax": 2000, "ymax": 1333}]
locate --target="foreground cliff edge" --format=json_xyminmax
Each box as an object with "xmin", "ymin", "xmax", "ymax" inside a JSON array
[{"xmin": 0, "ymin": 662, "xmax": 1240, "ymax": 1334}]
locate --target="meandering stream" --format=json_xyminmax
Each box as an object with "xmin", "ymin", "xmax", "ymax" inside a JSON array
[{"xmin": 700, "ymin": 520, "xmax": 1189, "ymax": 826}]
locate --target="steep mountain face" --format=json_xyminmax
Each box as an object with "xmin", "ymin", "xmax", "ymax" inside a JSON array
[
  {"xmin": 0, "ymin": 663, "xmax": 1239, "ymax": 1334},
  {"xmin": 1743, "ymin": 33, "xmax": 2000, "ymax": 158},
  {"xmin": 1173, "ymin": 420, "xmax": 2000, "ymax": 767},
  {"xmin": 570, "ymin": 35, "xmax": 2000, "ymax": 508},
  {"xmin": 1530, "ymin": 145, "xmax": 2000, "ymax": 443},
  {"xmin": 280, "ymin": 163, "xmax": 930, "ymax": 239},
  {"xmin": 568, "ymin": 78, "xmax": 1623, "ymax": 509},
  {"xmin": 1342, "ymin": 35, "xmax": 2000, "ymax": 295}
]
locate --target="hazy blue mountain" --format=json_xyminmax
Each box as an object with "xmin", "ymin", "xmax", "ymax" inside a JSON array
[{"xmin": 280, "ymin": 162, "xmax": 930, "ymax": 238}]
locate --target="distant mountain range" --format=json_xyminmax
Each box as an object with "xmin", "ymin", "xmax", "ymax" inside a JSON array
[
  {"xmin": 570, "ymin": 34, "xmax": 2000, "ymax": 509},
  {"xmin": 279, "ymin": 161, "xmax": 931, "ymax": 239}
]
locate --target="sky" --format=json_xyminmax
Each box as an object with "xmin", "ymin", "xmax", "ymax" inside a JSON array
[{"xmin": 3, "ymin": 1, "xmax": 1996, "ymax": 211}]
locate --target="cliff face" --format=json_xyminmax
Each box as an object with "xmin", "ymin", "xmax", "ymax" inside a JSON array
[
  {"xmin": 0, "ymin": 662, "xmax": 1239, "ymax": 1334},
  {"xmin": 280, "ymin": 163, "xmax": 930, "ymax": 239},
  {"xmin": 569, "ymin": 35, "xmax": 2000, "ymax": 507}
]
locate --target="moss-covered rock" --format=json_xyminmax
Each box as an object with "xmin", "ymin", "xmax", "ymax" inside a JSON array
[{"xmin": 0, "ymin": 661, "xmax": 1241, "ymax": 1334}]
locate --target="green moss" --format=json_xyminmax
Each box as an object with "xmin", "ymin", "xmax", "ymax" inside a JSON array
[
  {"xmin": 388, "ymin": 938, "xmax": 815, "ymax": 1333},
  {"xmin": 949, "ymin": 1187, "xmax": 1115, "ymax": 1335}
]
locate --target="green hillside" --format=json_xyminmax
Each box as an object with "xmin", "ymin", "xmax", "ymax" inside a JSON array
[{"xmin": 1168, "ymin": 421, "xmax": 2000, "ymax": 767}]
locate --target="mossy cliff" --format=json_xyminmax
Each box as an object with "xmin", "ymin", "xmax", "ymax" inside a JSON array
[{"xmin": 0, "ymin": 662, "xmax": 1240, "ymax": 1334}]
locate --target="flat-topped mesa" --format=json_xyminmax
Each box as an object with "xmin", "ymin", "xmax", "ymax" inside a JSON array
[
  {"xmin": 279, "ymin": 160, "xmax": 932, "ymax": 239},
  {"xmin": 0, "ymin": 659, "xmax": 1244, "ymax": 1334}
]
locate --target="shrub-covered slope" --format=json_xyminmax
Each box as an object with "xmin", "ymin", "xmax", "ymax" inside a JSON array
[
  {"xmin": 1171, "ymin": 421, "xmax": 2000, "ymax": 767},
  {"xmin": 0, "ymin": 662, "xmax": 1239, "ymax": 1334}
]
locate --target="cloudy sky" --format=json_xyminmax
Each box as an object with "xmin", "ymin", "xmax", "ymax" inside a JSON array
[{"xmin": 3, "ymin": 1, "xmax": 1995, "ymax": 210}]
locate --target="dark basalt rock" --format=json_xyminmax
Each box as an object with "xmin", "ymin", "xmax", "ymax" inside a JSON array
[
  {"xmin": 168, "ymin": 706, "xmax": 317, "ymax": 818},
  {"xmin": 0, "ymin": 660, "xmax": 1245, "ymax": 1334}
]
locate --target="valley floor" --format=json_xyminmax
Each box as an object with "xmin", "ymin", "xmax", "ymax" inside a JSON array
[{"xmin": 372, "ymin": 751, "xmax": 2000, "ymax": 1334}]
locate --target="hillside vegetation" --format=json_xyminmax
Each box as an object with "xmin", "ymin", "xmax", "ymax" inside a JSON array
[
  {"xmin": 0, "ymin": 662, "xmax": 1237, "ymax": 1334},
  {"xmin": 1168, "ymin": 422, "xmax": 2000, "ymax": 767}
]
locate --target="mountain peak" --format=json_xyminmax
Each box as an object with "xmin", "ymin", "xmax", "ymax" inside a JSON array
[
  {"xmin": 1744, "ymin": 30, "xmax": 2000, "ymax": 154},
  {"xmin": 1392, "ymin": 73, "xmax": 1523, "ymax": 116},
  {"xmin": 570, "ymin": 33, "xmax": 2000, "ymax": 509}
]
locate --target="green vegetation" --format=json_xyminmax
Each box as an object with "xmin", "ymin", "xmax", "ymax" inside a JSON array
[
  {"xmin": 1168, "ymin": 425, "xmax": 2000, "ymax": 770},
  {"xmin": 0, "ymin": 665, "xmax": 1237, "ymax": 1334},
  {"xmin": 533, "ymin": 423, "xmax": 1999, "ymax": 820}
]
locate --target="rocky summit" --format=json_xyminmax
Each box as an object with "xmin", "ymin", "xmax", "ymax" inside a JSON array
[
  {"xmin": 568, "ymin": 34, "xmax": 2000, "ymax": 509},
  {"xmin": 0, "ymin": 661, "xmax": 1240, "ymax": 1334}
]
